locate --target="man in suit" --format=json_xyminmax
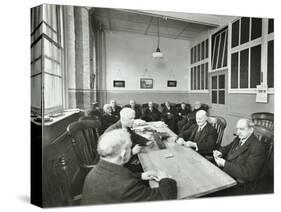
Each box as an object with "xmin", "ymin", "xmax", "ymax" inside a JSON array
[
  {"xmin": 105, "ymin": 107, "xmax": 153, "ymax": 172},
  {"xmin": 125, "ymin": 100, "xmax": 142, "ymax": 119},
  {"xmin": 213, "ymin": 118, "xmax": 265, "ymax": 194},
  {"xmin": 110, "ymin": 99, "xmax": 122, "ymax": 120},
  {"xmin": 161, "ymin": 101, "xmax": 178, "ymax": 133},
  {"xmin": 142, "ymin": 101, "xmax": 161, "ymax": 122},
  {"xmin": 81, "ymin": 129, "xmax": 177, "ymax": 205},
  {"xmin": 176, "ymin": 110, "xmax": 217, "ymax": 155},
  {"xmin": 177, "ymin": 103, "xmax": 191, "ymax": 131},
  {"xmin": 100, "ymin": 104, "xmax": 119, "ymax": 134}
]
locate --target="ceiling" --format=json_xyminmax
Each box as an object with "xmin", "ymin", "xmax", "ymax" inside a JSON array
[{"xmin": 92, "ymin": 8, "xmax": 237, "ymax": 41}]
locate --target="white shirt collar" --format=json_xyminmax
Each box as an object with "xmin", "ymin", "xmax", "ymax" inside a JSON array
[
  {"xmin": 240, "ymin": 133, "xmax": 252, "ymax": 146},
  {"xmin": 198, "ymin": 122, "xmax": 207, "ymax": 131}
]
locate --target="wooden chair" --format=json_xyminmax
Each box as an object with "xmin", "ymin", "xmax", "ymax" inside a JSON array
[
  {"xmin": 251, "ymin": 112, "xmax": 274, "ymax": 131},
  {"xmin": 67, "ymin": 120, "xmax": 101, "ymax": 171},
  {"xmin": 208, "ymin": 116, "xmax": 227, "ymax": 149},
  {"xmin": 79, "ymin": 116, "xmax": 102, "ymax": 136},
  {"xmin": 250, "ymin": 126, "xmax": 274, "ymax": 193}
]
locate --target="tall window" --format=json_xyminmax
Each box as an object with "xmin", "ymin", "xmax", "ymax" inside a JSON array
[
  {"xmin": 31, "ymin": 5, "xmax": 64, "ymax": 115},
  {"xmin": 211, "ymin": 27, "xmax": 228, "ymax": 71},
  {"xmin": 190, "ymin": 39, "xmax": 209, "ymax": 91},
  {"xmin": 230, "ymin": 17, "xmax": 274, "ymax": 91}
]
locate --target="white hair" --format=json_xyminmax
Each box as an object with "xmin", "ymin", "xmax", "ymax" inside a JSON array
[
  {"xmin": 120, "ymin": 107, "xmax": 135, "ymax": 118},
  {"xmin": 103, "ymin": 104, "xmax": 111, "ymax": 112},
  {"xmin": 97, "ymin": 129, "xmax": 131, "ymax": 158}
]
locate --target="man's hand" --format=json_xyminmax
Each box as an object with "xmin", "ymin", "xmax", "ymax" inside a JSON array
[
  {"xmin": 146, "ymin": 140, "xmax": 154, "ymax": 148},
  {"xmin": 176, "ymin": 137, "xmax": 185, "ymax": 145},
  {"xmin": 213, "ymin": 150, "xmax": 222, "ymax": 158},
  {"xmin": 132, "ymin": 144, "xmax": 143, "ymax": 155},
  {"xmin": 183, "ymin": 141, "xmax": 196, "ymax": 148},
  {"xmin": 141, "ymin": 171, "xmax": 157, "ymax": 180},
  {"xmin": 214, "ymin": 156, "xmax": 226, "ymax": 167}
]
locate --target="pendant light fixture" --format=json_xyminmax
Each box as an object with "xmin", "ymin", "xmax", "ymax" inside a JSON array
[{"xmin": 152, "ymin": 17, "xmax": 164, "ymax": 58}]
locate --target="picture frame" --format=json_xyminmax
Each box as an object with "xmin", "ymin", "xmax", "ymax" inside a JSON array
[
  {"xmin": 167, "ymin": 80, "xmax": 177, "ymax": 87},
  {"xmin": 113, "ymin": 80, "xmax": 125, "ymax": 87},
  {"xmin": 140, "ymin": 78, "xmax": 153, "ymax": 89}
]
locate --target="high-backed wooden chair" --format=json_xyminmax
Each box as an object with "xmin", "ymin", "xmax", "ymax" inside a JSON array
[
  {"xmin": 250, "ymin": 126, "xmax": 274, "ymax": 193},
  {"xmin": 208, "ymin": 116, "xmax": 227, "ymax": 149},
  {"xmin": 67, "ymin": 120, "xmax": 101, "ymax": 171},
  {"xmin": 79, "ymin": 116, "xmax": 102, "ymax": 136},
  {"xmin": 251, "ymin": 112, "xmax": 274, "ymax": 131}
]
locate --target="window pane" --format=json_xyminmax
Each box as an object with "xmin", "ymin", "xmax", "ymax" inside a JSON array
[
  {"xmin": 250, "ymin": 45, "xmax": 261, "ymax": 88},
  {"xmin": 219, "ymin": 90, "xmax": 225, "ymax": 104},
  {"xmin": 212, "ymin": 91, "xmax": 217, "ymax": 104},
  {"xmin": 206, "ymin": 39, "xmax": 209, "ymax": 58},
  {"xmin": 191, "ymin": 67, "xmax": 194, "ymax": 90},
  {"xmin": 198, "ymin": 44, "xmax": 201, "ymax": 61},
  {"xmin": 240, "ymin": 49, "xmax": 249, "ymax": 88},
  {"xmin": 231, "ymin": 52, "xmax": 238, "ymax": 88},
  {"xmin": 268, "ymin": 19, "xmax": 274, "ymax": 34},
  {"xmin": 31, "ymin": 58, "xmax": 42, "ymax": 76},
  {"xmin": 31, "ymin": 75, "xmax": 42, "ymax": 110},
  {"xmin": 251, "ymin": 18, "xmax": 262, "ymax": 40},
  {"xmin": 205, "ymin": 63, "xmax": 208, "ymax": 89},
  {"xmin": 223, "ymin": 31, "xmax": 228, "ymax": 67},
  {"xmin": 194, "ymin": 66, "xmax": 197, "ymax": 89},
  {"xmin": 197, "ymin": 65, "xmax": 200, "ymax": 90},
  {"xmin": 191, "ymin": 48, "xmax": 193, "ymax": 64},
  {"xmin": 232, "ymin": 19, "xmax": 240, "ymax": 48},
  {"xmin": 201, "ymin": 41, "xmax": 205, "ymax": 60},
  {"xmin": 217, "ymin": 31, "xmax": 226, "ymax": 68},
  {"xmin": 212, "ymin": 76, "xmax": 217, "ymax": 89},
  {"xmin": 219, "ymin": 75, "xmax": 225, "ymax": 89},
  {"xmin": 212, "ymin": 35, "xmax": 220, "ymax": 69},
  {"xmin": 201, "ymin": 64, "xmax": 205, "ymax": 90},
  {"xmin": 268, "ymin": 40, "xmax": 274, "ymax": 88},
  {"xmin": 44, "ymin": 74, "xmax": 63, "ymax": 109},
  {"xmin": 194, "ymin": 46, "xmax": 197, "ymax": 63},
  {"xmin": 241, "ymin": 17, "xmax": 250, "ymax": 44}
]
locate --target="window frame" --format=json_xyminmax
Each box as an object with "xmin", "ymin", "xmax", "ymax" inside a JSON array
[
  {"xmin": 228, "ymin": 17, "xmax": 274, "ymax": 94},
  {"xmin": 189, "ymin": 38, "xmax": 209, "ymax": 93}
]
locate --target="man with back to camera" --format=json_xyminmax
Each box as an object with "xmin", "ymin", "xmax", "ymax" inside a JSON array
[
  {"xmin": 105, "ymin": 107, "xmax": 154, "ymax": 172},
  {"xmin": 176, "ymin": 110, "xmax": 217, "ymax": 155},
  {"xmin": 212, "ymin": 118, "xmax": 265, "ymax": 194},
  {"xmin": 81, "ymin": 129, "xmax": 177, "ymax": 205}
]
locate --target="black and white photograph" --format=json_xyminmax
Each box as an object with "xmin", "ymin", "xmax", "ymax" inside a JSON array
[{"xmin": 28, "ymin": 1, "xmax": 276, "ymax": 210}]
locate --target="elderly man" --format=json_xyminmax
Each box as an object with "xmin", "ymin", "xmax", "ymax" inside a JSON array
[
  {"xmin": 125, "ymin": 100, "xmax": 142, "ymax": 119},
  {"xmin": 161, "ymin": 101, "xmax": 177, "ymax": 133},
  {"xmin": 212, "ymin": 118, "xmax": 265, "ymax": 194},
  {"xmin": 100, "ymin": 104, "xmax": 118, "ymax": 134},
  {"xmin": 110, "ymin": 99, "xmax": 122, "ymax": 119},
  {"xmin": 176, "ymin": 110, "xmax": 217, "ymax": 155},
  {"xmin": 105, "ymin": 107, "xmax": 153, "ymax": 172},
  {"xmin": 81, "ymin": 129, "xmax": 177, "ymax": 205},
  {"xmin": 142, "ymin": 101, "xmax": 161, "ymax": 122}
]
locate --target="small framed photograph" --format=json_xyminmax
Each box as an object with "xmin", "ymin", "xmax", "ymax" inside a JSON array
[
  {"xmin": 140, "ymin": 78, "xmax": 153, "ymax": 89},
  {"xmin": 113, "ymin": 80, "xmax": 125, "ymax": 87},
  {"xmin": 167, "ymin": 80, "xmax": 177, "ymax": 87}
]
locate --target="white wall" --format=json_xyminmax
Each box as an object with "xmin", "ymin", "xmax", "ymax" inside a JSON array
[{"xmin": 105, "ymin": 31, "xmax": 190, "ymax": 91}]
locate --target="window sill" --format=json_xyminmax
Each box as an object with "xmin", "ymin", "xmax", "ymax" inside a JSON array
[{"xmin": 31, "ymin": 109, "xmax": 81, "ymax": 126}]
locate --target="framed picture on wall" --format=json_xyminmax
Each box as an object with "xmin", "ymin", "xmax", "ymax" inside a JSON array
[
  {"xmin": 167, "ymin": 80, "xmax": 177, "ymax": 87},
  {"xmin": 113, "ymin": 80, "xmax": 125, "ymax": 87},
  {"xmin": 140, "ymin": 78, "xmax": 153, "ymax": 89}
]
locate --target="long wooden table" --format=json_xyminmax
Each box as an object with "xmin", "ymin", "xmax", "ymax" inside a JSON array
[{"xmin": 135, "ymin": 121, "xmax": 237, "ymax": 199}]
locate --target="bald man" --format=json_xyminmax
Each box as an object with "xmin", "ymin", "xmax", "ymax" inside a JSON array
[
  {"xmin": 81, "ymin": 129, "xmax": 177, "ymax": 205},
  {"xmin": 124, "ymin": 100, "xmax": 142, "ymax": 119},
  {"xmin": 110, "ymin": 99, "xmax": 122, "ymax": 119},
  {"xmin": 213, "ymin": 119, "xmax": 265, "ymax": 190},
  {"xmin": 176, "ymin": 110, "xmax": 217, "ymax": 155}
]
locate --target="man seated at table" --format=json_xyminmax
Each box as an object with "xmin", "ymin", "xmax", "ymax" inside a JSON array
[
  {"xmin": 81, "ymin": 129, "xmax": 177, "ymax": 205},
  {"xmin": 177, "ymin": 103, "xmax": 192, "ymax": 132},
  {"xmin": 142, "ymin": 101, "xmax": 161, "ymax": 122},
  {"xmin": 212, "ymin": 118, "xmax": 265, "ymax": 195},
  {"xmin": 124, "ymin": 100, "xmax": 142, "ymax": 119},
  {"xmin": 100, "ymin": 104, "xmax": 119, "ymax": 134},
  {"xmin": 110, "ymin": 99, "xmax": 122, "ymax": 120},
  {"xmin": 176, "ymin": 110, "xmax": 217, "ymax": 155},
  {"xmin": 161, "ymin": 101, "xmax": 178, "ymax": 133},
  {"xmin": 105, "ymin": 107, "xmax": 153, "ymax": 172}
]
